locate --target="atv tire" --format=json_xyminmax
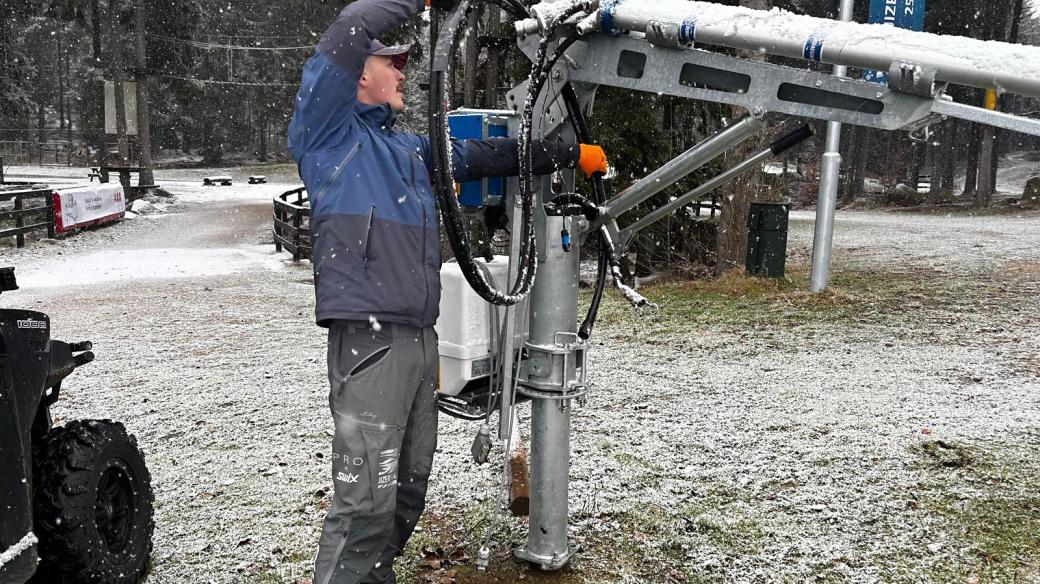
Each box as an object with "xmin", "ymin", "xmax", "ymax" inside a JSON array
[{"xmin": 32, "ymin": 420, "xmax": 154, "ymax": 584}]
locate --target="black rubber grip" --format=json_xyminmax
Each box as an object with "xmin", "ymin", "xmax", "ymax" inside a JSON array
[{"xmin": 770, "ymin": 125, "xmax": 814, "ymax": 155}]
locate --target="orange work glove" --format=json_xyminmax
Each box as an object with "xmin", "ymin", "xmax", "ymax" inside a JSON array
[{"xmin": 577, "ymin": 144, "xmax": 608, "ymax": 178}]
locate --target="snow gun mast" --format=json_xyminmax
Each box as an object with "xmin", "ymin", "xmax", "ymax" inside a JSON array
[
  {"xmin": 431, "ymin": 0, "xmax": 1040, "ymax": 573},
  {"xmin": 518, "ymin": 0, "xmax": 1040, "ymax": 136}
]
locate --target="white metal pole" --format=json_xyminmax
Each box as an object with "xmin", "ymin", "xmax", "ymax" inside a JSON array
[{"xmin": 810, "ymin": 0, "xmax": 855, "ymax": 293}]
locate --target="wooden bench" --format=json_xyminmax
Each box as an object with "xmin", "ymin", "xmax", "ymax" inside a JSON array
[
  {"xmin": 203, "ymin": 176, "xmax": 233, "ymax": 186},
  {"xmin": 248, "ymin": 176, "xmax": 267, "ymax": 185},
  {"xmin": 100, "ymin": 165, "xmax": 143, "ymax": 187},
  {"xmin": 88, "ymin": 167, "xmax": 102, "ymax": 182}
]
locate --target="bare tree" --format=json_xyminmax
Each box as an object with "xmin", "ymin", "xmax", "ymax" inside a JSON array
[
  {"xmin": 462, "ymin": 7, "xmax": 480, "ymax": 108},
  {"xmin": 133, "ymin": 0, "xmax": 154, "ymax": 185},
  {"xmin": 716, "ymin": 0, "xmax": 771, "ymax": 274},
  {"xmin": 108, "ymin": 0, "xmax": 129, "ymax": 165}
]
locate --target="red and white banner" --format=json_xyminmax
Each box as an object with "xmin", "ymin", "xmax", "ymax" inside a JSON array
[{"xmin": 51, "ymin": 184, "xmax": 125, "ymax": 235}]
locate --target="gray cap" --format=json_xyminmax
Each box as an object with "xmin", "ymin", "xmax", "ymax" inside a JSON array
[{"xmin": 370, "ymin": 39, "xmax": 412, "ymax": 69}]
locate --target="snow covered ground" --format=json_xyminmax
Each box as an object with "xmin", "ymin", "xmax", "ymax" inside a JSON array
[
  {"xmin": 2, "ymin": 167, "xmax": 1040, "ymax": 582},
  {"xmin": 1, "ymin": 164, "xmax": 301, "ymax": 203}
]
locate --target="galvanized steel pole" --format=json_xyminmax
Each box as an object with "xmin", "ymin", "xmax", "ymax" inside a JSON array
[
  {"xmin": 810, "ymin": 0, "xmax": 855, "ymax": 293},
  {"xmin": 602, "ymin": 0, "xmax": 1040, "ymax": 99}
]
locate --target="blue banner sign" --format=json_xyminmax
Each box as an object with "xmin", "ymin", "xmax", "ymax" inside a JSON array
[{"xmin": 863, "ymin": 0, "xmax": 927, "ymax": 83}]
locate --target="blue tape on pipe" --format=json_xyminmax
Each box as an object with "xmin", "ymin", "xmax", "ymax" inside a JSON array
[
  {"xmin": 600, "ymin": 0, "xmax": 620, "ymax": 36},
  {"xmin": 679, "ymin": 17, "xmax": 697, "ymax": 45},
  {"xmin": 803, "ymin": 33, "xmax": 824, "ymax": 62}
]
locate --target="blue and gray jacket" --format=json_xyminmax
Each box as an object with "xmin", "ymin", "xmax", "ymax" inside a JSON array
[{"xmin": 288, "ymin": 0, "xmax": 578, "ymax": 328}]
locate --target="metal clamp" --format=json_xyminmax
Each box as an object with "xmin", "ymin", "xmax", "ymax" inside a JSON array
[
  {"xmin": 517, "ymin": 383, "xmax": 590, "ymax": 401},
  {"xmin": 645, "ymin": 20, "xmax": 688, "ymax": 49},
  {"xmin": 521, "ymin": 333, "xmax": 588, "ymax": 394},
  {"xmin": 887, "ymin": 60, "xmax": 945, "ymax": 98},
  {"xmin": 554, "ymin": 331, "xmax": 580, "ymax": 348}
]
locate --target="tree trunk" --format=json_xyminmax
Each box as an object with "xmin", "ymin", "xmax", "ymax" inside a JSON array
[
  {"xmin": 962, "ymin": 124, "xmax": 980, "ymax": 197},
  {"xmin": 108, "ymin": 0, "xmax": 130, "ymax": 165},
  {"xmin": 462, "ymin": 8, "xmax": 480, "ymax": 108},
  {"xmin": 716, "ymin": 0, "xmax": 771, "ymax": 274},
  {"xmin": 483, "ymin": 5, "xmax": 500, "ymax": 109},
  {"xmin": 0, "ymin": 17, "xmax": 6, "ymax": 79},
  {"xmin": 36, "ymin": 102, "xmax": 46, "ymax": 163},
  {"xmin": 57, "ymin": 29, "xmax": 66, "ymax": 131},
  {"xmin": 976, "ymin": 126, "xmax": 995, "ymax": 205},
  {"xmin": 971, "ymin": 0, "xmax": 1019, "ymax": 203},
  {"xmin": 1009, "ymin": 0, "xmax": 1026, "ymax": 43},
  {"xmin": 90, "ymin": 0, "xmax": 106, "ymax": 166},
  {"xmin": 839, "ymin": 126, "xmax": 871, "ymax": 205},
  {"xmin": 134, "ymin": 0, "xmax": 154, "ymax": 186},
  {"xmin": 849, "ymin": 129, "xmax": 872, "ymax": 203},
  {"xmin": 928, "ymin": 123, "xmax": 955, "ymax": 203},
  {"xmin": 937, "ymin": 125, "xmax": 959, "ymax": 201},
  {"xmin": 64, "ymin": 25, "xmax": 73, "ymax": 134},
  {"xmin": 259, "ymin": 114, "xmax": 269, "ymax": 163}
]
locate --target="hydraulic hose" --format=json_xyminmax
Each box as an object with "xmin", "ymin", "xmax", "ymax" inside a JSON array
[
  {"xmin": 559, "ymin": 82, "xmax": 610, "ymax": 340},
  {"xmin": 495, "ymin": 0, "xmax": 530, "ymax": 20},
  {"xmin": 429, "ymin": 0, "xmax": 590, "ymax": 306},
  {"xmin": 550, "ymin": 192, "xmax": 653, "ymax": 311},
  {"xmin": 431, "ymin": 0, "xmax": 535, "ymax": 306}
]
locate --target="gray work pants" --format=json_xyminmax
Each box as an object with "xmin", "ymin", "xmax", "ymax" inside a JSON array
[{"xmin": 314, "ymin": 321, "xmax": 439, "ymax": 584}]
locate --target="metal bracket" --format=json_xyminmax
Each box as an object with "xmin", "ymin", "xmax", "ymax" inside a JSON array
[
  {"xmin": 521, "ymin": 330, "xmax": 588, "ymax": 395},
  {"xmin": 507, "ymin": 35, "xmax": 580, "ymax": 141},
  {"xmin": 562, "ymin": 34, "xmax": 1040, "ymax": 138},
  {"xmin": 515, "ymin": 544, "xmax": 576, "ymax": 571},
  {"xmin": 566, "ymin": 35, "xmax": 935, "ymax": 131}
]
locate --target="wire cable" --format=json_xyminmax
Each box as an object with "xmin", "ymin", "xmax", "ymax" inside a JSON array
[
  {"xmin": 146, "ymin": 33, "xmax": 314, "ymax": 51},
  {"xmin": 157, "ymin": 74, "xmax": 296, "ymax": 87}
]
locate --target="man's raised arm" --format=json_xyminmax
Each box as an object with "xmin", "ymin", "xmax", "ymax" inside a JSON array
[{"xmin": 287, "ymin": 0, "xmax": 424, "ymax": 157}]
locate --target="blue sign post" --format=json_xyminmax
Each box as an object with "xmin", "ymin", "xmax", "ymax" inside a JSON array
[{"xmin": 863, "ymin": 0, "xmax": 927, "ymax": 83}]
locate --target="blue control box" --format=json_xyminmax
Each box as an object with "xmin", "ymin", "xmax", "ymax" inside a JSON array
[{"xmin": 447, "ymin": 110, "xmax": 513, "ymax": 208}]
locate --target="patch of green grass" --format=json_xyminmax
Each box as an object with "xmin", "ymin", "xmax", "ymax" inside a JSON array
[
  {"xmin": 900, "ymin": 440, "xmax": 1040, "ymax": 582},
  {"xmin": 924, "ymin": 495, "xmax": 1040, "ymax": 582},
  {"xmin": 612, "ymin": 452, "xmax": 663, "ymax": 490},
  {"xmin": 252, "ymin": 572, "xmax": 282, "ymax": 584},
  {"xmin": 919, "ymin": 439, "xmax": 976, "ymax": 469},
  {"xmin": 584, "ymin": 264, "xmax": 961, "ymax": 338},
  {"xmin": 579, "ymin": 490, "xmax": 764, "ymax": 583}
]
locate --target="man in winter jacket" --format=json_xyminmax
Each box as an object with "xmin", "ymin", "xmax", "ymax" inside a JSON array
[{"xmin": 287, "ymin": 1, "xmax": 607, "ymax": 582}]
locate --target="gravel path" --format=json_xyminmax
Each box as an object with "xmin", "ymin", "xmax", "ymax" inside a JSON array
[{"xmin": 3, "ymin": 178, "xmax": 1039, "ymax": 583}]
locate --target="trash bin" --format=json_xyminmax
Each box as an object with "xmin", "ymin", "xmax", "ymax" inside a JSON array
[{"xmin": 746, "ymin": 202, "xmax": 790, "ymax": 278}]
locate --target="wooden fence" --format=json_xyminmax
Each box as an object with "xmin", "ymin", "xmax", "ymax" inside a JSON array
[
  {"xmin": 273, "ymin": 187, "xmax": 311, "ymax": 261},
  {"xmin": 0, "ymin": 189, "xmax": 55, "ymax": 248}
]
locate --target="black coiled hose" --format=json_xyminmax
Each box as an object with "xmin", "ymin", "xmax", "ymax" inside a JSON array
[{"xmin": 429, "ymin": 0, "xmax": 590, "ymax": 306}]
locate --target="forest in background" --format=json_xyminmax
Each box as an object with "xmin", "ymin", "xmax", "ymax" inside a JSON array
[{"xmin": 2, "ymin": 0, "xmax": 1039, "ymax": 270}]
